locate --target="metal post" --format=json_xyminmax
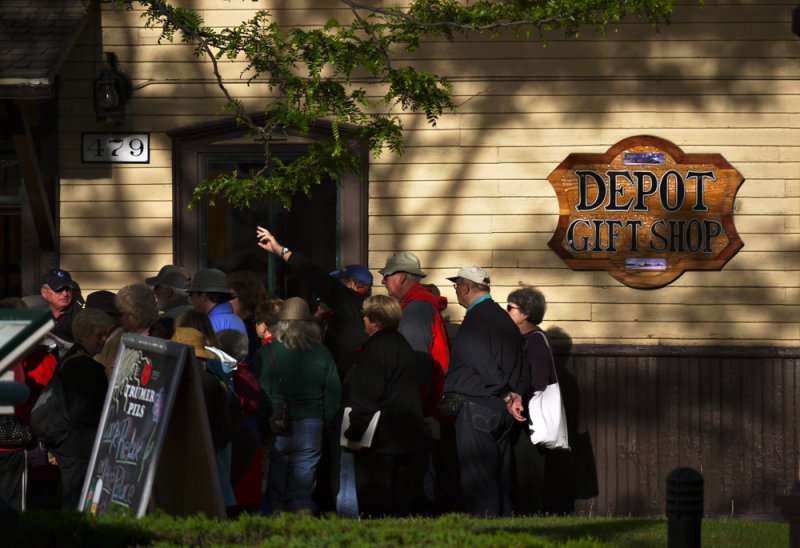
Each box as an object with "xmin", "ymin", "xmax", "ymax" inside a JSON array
[
  {"xmin": 775, "ymin": 481, "xmax": 800, "ymax": 548},
  {"xmin": 666, "ymin": 467, "xmax": 704, "ymax": 548}
]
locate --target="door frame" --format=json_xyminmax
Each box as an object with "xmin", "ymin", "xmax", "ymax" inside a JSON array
[{"xmin": 167, "ymin": 115, "xmax": 369, "ymax": 274}]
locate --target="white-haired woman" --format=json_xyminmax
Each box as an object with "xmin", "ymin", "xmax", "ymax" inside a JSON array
[{"xmin": 256, "ymin": 297, "xmax": 341, "ymax": 515}]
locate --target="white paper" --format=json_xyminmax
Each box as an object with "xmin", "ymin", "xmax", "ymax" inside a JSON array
[{"xmin": 340, "ymin": 407, "xmax": 380, "ymax": 448}]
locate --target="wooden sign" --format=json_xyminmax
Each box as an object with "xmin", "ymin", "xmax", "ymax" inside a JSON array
[
  {"xmin": 79, "ymin": 334, "xmax": 225, "ymax": 519},
  {"xmin": 547, "ymin": 135, "xmax": 744, "ymax": 288}
]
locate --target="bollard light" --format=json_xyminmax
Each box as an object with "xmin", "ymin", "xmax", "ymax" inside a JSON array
[{"xmin": 666, "ymin": 467, "xmax": 704, "ymax": 548}]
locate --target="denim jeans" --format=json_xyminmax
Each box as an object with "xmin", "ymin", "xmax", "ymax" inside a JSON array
[
  {"xmin": 336, "ymin": 448, "xmax": 359, "ymax": 518},
  {"xmin": 216, "ymin": 442, "xmax": 236, "ymax": 508},
  {"xmin": 268, "ymin": 418, "xmax": 324, "ymax": 513},
  {"xmin": 454, "ymin": 401, "xmax": 514, "ymax": 517}
]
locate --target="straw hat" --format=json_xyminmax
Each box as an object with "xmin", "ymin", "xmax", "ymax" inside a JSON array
[
  {"xmin": 277, "ymin": 297, "xmax": 316, "ymax": 321},
  {"xmin": 171, "ymin": 327, "xmax": 216, "ymax": 360}
]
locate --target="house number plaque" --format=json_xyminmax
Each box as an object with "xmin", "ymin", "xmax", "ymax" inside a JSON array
[{"xmin": 82, "ymin": 133, "xmax": 150, "ymax": 164}]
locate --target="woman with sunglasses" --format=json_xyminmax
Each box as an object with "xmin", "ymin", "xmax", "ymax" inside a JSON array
[{"xmin": 505, "ymin": 286, "xmax": 556, "ymax": 515}]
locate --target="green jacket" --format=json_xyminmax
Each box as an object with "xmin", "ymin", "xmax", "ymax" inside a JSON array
[{"xmin": 256, "ymin": 340, "xmax": 341, "ymax": 424}]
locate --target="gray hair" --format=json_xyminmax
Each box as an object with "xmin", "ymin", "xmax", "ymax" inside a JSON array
[
  {"xmin": 466, "ymin": 279, "xmax": 490, "ymax": 293},
  {"xmin": 72, "ymin": 308, "xmax": 113, "ymax": 341},
  {"xmin": 116, "ymin": 283, "xmax": 159, "ymax": 330},
  {"xmin": 508, "ymin": 286, "xmax": 546, "ymax": 325},
  {"xmin": 273, "ymin": 319, "xmax": 322, "ymax": 353}
]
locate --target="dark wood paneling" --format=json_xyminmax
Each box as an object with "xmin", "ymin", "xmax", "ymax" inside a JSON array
[{"xmin": 552, "ymin": 344, "xmax": 800, "ymax": 519}]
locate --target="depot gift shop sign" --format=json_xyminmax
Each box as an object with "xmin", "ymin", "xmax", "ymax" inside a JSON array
[{"xmin": 547, "ymin": 136, "xmax": 744, "ymax": 289}]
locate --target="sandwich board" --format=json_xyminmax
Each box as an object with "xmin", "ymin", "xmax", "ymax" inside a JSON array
[{"xmin": 79, "ymin": 333, "xmax": 225, "ymax": 519}]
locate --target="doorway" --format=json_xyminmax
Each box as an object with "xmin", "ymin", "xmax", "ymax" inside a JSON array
[
  {"xmin": 168, "ymin": 116, "xmax": 368, "ymax": 299},
  {"xmin": 202, "ymin": 154, "xmax": 338, "ymax": 298}
]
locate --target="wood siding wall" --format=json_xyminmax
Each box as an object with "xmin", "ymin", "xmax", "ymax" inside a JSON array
[
  {"xmin": 365, "ymin": 0, "xmax": 800, "ymax": 348},
  {"xmin": 554, "ymin": 345, "xmax": 800, "ymax": 519},
  {"xmin": 51, "ymin": 0, "xmax": 799, "ymax": 520},
  {"xmin": 56, "ymin": 0, "xmax": 798, "ymax": 349}
]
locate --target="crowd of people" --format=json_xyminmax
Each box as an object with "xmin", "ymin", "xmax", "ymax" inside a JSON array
[{"xmin": 0, "ymin": 225, "xmax": 562, "ymax": 518}]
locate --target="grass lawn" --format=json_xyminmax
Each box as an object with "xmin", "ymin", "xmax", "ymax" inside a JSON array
[{"xmin": 12, "ymin": 511, "xmax": 789, "ymax": 547}]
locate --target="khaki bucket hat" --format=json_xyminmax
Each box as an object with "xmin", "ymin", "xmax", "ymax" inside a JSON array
[
  {"xmin": 277, "ymin": 297, "xmax": 316, "ymax": 321},
  {"xmin": 378, "ymin": 252, "xmax": 427, "ymax": 278}
]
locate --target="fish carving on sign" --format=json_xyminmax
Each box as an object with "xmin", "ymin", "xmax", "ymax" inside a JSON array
[{"xmin": 547, "ymin": 136, "xmax": 744, "ymax": 289}]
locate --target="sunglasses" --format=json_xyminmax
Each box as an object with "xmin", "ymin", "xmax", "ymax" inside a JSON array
[{"xmin": 506, "ymin": 304, "xmax": 519, "ymax": 312}]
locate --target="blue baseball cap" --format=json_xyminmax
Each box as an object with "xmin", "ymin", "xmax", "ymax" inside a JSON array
[{"xmin": 330, "ymin": 264, "xmax": 373, "ymax": 286}]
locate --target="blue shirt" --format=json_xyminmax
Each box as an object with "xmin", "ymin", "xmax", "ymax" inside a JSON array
[{"xmin": 208, "ymin": 301, "xmax": 247, "ymax": 335}]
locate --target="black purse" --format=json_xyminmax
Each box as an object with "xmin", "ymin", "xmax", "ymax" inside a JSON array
[
  {"xmin": 437, "ymin": 392, "xmax": 466, "ymax": 418},
  {"xmin": 266, "ymin": 345, "xmax": 292, "ymax": 435},
  {"xmin": 0, "ymin": 416, "xmax": 34, "ymax": 450}
]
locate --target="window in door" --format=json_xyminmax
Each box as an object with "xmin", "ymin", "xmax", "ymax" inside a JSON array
[{"xmin": 201, "ymin": 153, "xmax": 338, "ymax": 299}]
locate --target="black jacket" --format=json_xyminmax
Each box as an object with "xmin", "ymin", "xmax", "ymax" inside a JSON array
[
  {"xmin": 287, "ymin": 252, "xmax": 368, "ymax": 378},
  {"xmin": 53, "ymin": 343, "xmax": 108, "ymax": 457},
  {"xmin": 444, "ymin": 297, "xmax": 528, "ymax": 412},
  {"xmin": 51, "ymin": 301, "xmax": 82, "ymax": 343},
  {"xmin": 342, "ymin": 328, "xmax": 425, "ymax": 456}
]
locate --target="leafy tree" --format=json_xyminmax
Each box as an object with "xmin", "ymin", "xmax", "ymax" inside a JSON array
[{"xmin": 118, "ymin": 0, "xmax": 682, "ymax": 209}]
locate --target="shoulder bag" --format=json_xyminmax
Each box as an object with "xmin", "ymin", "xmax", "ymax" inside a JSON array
[
  {"xmin": 265, "ymin": 345, "xmax": 291, "ymax": 435},
  {"xmin": 29, "ymin": 349, "xmax": 89, "ymax": 449},
  {"xmin": 528, "ymin": 331, "xmax": 570, "ymax": 450}
]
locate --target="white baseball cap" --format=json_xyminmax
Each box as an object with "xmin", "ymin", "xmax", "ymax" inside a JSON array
[{"xmin": 446, "ymin": 265, "xmax": 490, "ymax": 286}]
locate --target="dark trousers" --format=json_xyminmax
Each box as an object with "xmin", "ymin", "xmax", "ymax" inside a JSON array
[
  {"xmin": 354, "ymin": 452, "xmax": 421, "ymax": 518},
  {"xmin": 53, "ymin": 453, "xmax": 89, "ymax": 512},
  {"xmin": 454, "ymin": 400, "xmax": 514, "ymax": 517},
  {"xmin": 0, "ymin": 449, "xmax": 26, "ymax": 510},
  {"xmin": 510, "ymin": 420, "xmax": 547, "ymax": 514},
  {"xmin": 313, "ymin": 419, "xmax": 341, "ymax": 514},
  {"xmin": 430, "ymin": 421, "xmax": 462, "ymax": 513}
]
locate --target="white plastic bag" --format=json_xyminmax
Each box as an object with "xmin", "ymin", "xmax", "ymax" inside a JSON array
[
  {"xmin": 527, "ymin": 331, "xmax": 570, "ymax": 450},
  {"xmin": 528, "ymin": 381, "xmax": 570, "ymax": 450}
]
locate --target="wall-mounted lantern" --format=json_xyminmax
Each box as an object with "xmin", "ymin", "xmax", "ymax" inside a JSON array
[{"xmin": 93, "ymin": 52, "xmax": 132, "ymax": 125}]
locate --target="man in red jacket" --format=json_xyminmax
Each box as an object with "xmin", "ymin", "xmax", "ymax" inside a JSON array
[
  {"xmin": 379, "ymin": 252, "xmax": 458, "ymax": 512},
  {"xmin": 379, "ymin": 253, "xmax": 449, "ymax": 419}
]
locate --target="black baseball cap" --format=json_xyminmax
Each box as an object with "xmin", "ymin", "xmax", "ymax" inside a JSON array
[{"xmin": 41, "ymin": 269, "xmax": 74, "ymax": 291}]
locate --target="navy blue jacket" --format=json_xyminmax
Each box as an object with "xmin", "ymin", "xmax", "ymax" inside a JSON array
[{"xmin": 444, "ymin": 297, "xmax": 528, "ymax": 412}]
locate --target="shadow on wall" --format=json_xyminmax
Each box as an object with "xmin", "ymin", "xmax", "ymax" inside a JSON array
[{"xmin": 546, "ymin": 326, "xmax": 600, "ymax": 515}]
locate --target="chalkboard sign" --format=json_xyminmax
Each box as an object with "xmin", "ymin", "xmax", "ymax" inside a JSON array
[{"xmin": 79, "ymin": 334, "xmax": 188, "ymax": 517}]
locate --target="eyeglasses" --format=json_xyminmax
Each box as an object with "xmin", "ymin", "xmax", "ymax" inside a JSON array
[
  {"xmin": 452, "ymin": 282, "xmax": 467, "ymax": 290},
  {"xmin": 506, "ymin": 304, "xmax": 519, "ymax": 312}
]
